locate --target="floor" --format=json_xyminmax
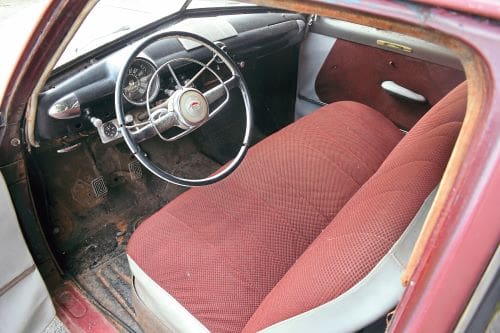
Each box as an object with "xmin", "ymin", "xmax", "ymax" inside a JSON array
[{"xmin": 35, "ymin": 136, "xmax": 220, "ymax": 331}]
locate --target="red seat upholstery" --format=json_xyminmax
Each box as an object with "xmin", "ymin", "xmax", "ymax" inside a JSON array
[
  {"xmin": 244, "ymin": 82, "xmax": 466, "ymax": 331},
  {"xmin": 127, "ymin": 82, "xmax": 466, "ymax": 332},
  {"xmin": 128, "ymin": 101, "xmax": 403, "ymax": 331}
]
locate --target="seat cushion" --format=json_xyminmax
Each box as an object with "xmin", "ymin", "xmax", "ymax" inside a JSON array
[
  {"xmin": 127, "ymin": 101, "xmax": 403, "ymax": 332},
  {"xmin": 243, "ymin": 82, "xmax": 467, "ymax": 332}
]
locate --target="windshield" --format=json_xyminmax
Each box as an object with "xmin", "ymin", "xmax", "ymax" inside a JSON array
[{"xmin": 56, "ymin": 0, "xmax": 250, "ymax": 67}]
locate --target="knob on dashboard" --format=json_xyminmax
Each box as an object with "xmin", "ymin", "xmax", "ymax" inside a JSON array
[
  {"xmin": 124, "ymin": 114, "xmax": 134, "ymax": 125},
  {"xmin": 90, "ymin": 117, "xmax": 103, "ymax": 128}
]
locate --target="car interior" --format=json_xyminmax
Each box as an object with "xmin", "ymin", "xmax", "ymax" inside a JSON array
[{"xmin": 22, "ymin": 1, "xmax": 467, "ymax": 332}]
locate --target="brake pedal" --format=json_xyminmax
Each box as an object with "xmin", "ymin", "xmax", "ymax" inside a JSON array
[
  {"xmin": 128, "ymin": 160, "xmax": 143, "ymax": 180},
  {"xmin": 91, "ymin": 176, "xmax": 108, "ymax": 198}
]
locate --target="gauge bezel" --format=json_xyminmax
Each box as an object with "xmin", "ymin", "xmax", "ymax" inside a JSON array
[
  {"xmin": 103, "ymin": 122, "xmax": 118, "ymax": 138},
  {"xmin": 122, "ymin": 57, "xmax": 160, "ymax": 106}
]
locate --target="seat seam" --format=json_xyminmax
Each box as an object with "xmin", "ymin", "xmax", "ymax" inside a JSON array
[
  {"xmin": 284, "ymin": 139, "xmax": 364, "ymax": 187},
  {"xmin": 335, "ymin": 105, "xmax": 403, "ymax": 146},
  {"xmin": 378, "ymin": 159, "xmax": 440, "ymax": 176},
  {"xmin": 342, "ymin": 188, "xmax": 432, "ymax": 219},
  {"xmin": 309, "ymin": 109, "xmax": 402, "ymax": 171},
  {"xmin": 160, "ymin": 211, "xmax": 264, "ymax": 293},
  {"xmin": 321, "ymin": 231, "xmax": 393, "ymax": 245},
  {"xmin": 290, "ymin": 129, "xmax": 393, "ymax": 174},
  {"xmin": 167, "ymin": 183, "xmax": 318, "ymax": 292},
  {"xmin": 401, "ymin": 121, "xmax": 463, "ymax": 141},
  {"xmin": 203, "ymin": 178, "xmax": 317, "ymax": 248}
]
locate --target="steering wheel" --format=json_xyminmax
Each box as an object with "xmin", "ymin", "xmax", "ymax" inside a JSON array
[{"xmin": 115, "ymin": 31, "xmax": 252, "ymax": 187}]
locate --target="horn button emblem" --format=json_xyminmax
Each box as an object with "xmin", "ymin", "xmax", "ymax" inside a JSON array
[
  {"xmin": 189, "ymin": 101, "xmax": 201, "ymax": 112},
  {"xmin": 177, "ymin": 89, "xmax": 209, "ymax": 126}
]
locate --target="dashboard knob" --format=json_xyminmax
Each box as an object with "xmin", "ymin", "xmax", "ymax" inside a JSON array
[
  {"xmin": 90, "ymin": 117, "xmax": 103, "ymax": 128},
  {"xmin": 125, "ymin": 114, "xmax": 134, "ymax": 124}
]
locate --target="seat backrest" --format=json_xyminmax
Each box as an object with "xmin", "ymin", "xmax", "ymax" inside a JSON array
[{"xmin": 244, "ymin": 81, "xmax": 467, "ymax": 332}]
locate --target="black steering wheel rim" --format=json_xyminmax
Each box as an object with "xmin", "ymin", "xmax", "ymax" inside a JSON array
[{"xmin": 115, "ymin": 30, "xmax": 253, "ymax": 187}]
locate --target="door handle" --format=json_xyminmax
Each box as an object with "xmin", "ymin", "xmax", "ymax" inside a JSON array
[{"xmin": 381, "ymin": 81, "xmax": 427, "ymax": 103}]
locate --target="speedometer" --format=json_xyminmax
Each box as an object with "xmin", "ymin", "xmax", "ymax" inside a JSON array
[{"xmin": 122, "ymin": 58, "xmax": 160, "ymax": 106}]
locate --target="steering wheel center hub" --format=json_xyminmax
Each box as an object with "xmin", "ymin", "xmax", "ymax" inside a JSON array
[{"xmin": 174, "ymin": 88, "xmax": 209, "ymax": 126}]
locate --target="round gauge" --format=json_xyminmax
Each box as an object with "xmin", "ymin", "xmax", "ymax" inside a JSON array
[
  {"xmin": 122, "ymin": 58, "xmax": 160, "ymax": 106},
  {"xmin": 103, "ymin": 122, "xmax": 118, "ymax": 138}
]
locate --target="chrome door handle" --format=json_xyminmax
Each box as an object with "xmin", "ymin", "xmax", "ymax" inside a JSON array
[{"xmin": 381, "ymin": 81, "xmax": 427, "ymax": 103}]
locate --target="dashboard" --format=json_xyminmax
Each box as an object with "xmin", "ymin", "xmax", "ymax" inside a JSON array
[{"xmin": 36, "ymin": 11, "xmax": 306, "ymax": 146}]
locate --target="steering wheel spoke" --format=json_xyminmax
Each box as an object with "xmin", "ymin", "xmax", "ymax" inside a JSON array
[
  {"xmin": 167, "ymin": 63, "xmax": 182, "ymax": 90},
  {"xmin": 204, "ymin": 75, "xmax": 239, "ymax": 104},
  {"xmin": 129, "ymin": 109, "xmax": 178, "ymax": 143},
  {"xmin": 162, "ymin": 122, "xmax": 202, "ymax": 142},
  {"xmin": 184, "ymin": 54, "xmax": 218, "ymax": 88}
]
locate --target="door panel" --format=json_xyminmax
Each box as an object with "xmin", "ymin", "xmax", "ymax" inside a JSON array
[
  {"xmin": 295, "ymin": 17, "xmax": 465, "ymax": 130},
  {"xmin": 0, "ymin": 172, "xmax": 55, "ymax": 332},
  {"xmin": 315, "ymin": 39, "xmax": 465, "ymax": 129}
]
